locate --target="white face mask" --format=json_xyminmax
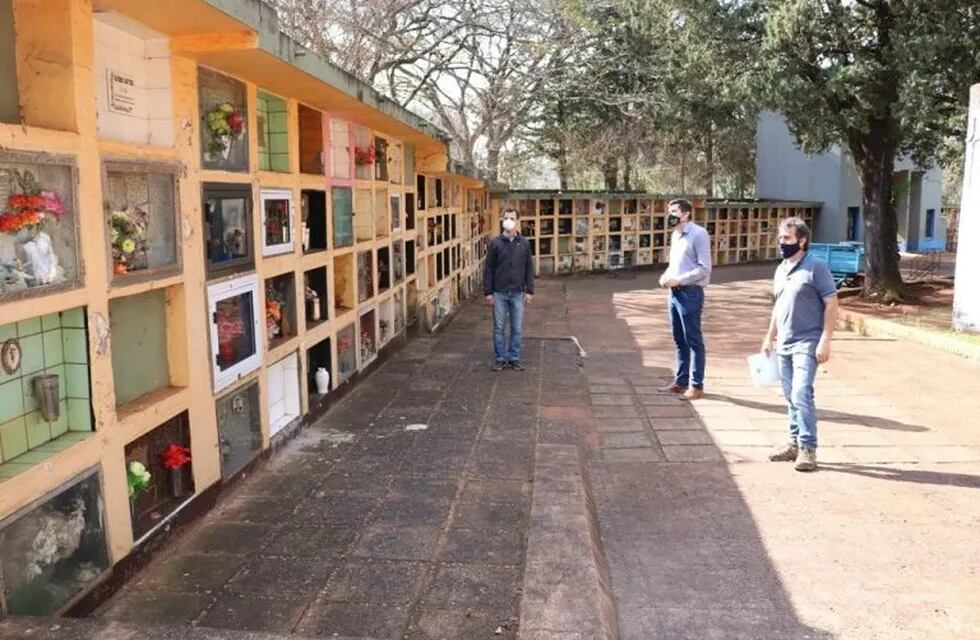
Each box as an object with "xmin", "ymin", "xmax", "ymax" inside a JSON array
[{"xmin": 502, "ymin": 218, "xmax": 517, "ymax": 231}]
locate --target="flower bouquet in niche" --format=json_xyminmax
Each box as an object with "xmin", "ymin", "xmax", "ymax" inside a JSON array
[
  {"xmin": 109, "ymin": 207, "xmax": 148, "ymax": 275},
  {"xmin": 265, "ymin": 283, "xmax": 288, "ymax": 341},
  {"xmin": 0, "ymin": 169, "xmax": 66, "ymax": 287},
  {"xmin": 353, "ymin": 146, "xmax": 375, "ymax": 166},
  {"xmin": 205, "ymin": 102, "xmax": 246, "ymax": 161},
  {"xmin": 161, "ymin": 443, "xmax": 191, "ymax": 498}
]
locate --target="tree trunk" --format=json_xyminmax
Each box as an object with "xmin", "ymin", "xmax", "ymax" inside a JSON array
[
  {"xmin": 623, "ymin": 151, "xmax": 633, "ymax": 191},
  {"xmin": 486, "ymin": 145, "xmax": 501, "ymax": 183},
  {"xmin": 603, "ymin": 157, "xmax": 618, "ymax": 190},
  {"xmin": 558, "ymin": 141, "xmax": 569, "ymax": 190},
  {"xmin": 704, "ymin": 128, "xmax": 714, "ymax": 198},
  {"xmin": 854, "ymin": 149, "xmax": 903, "ymax": 301},
  {"xmin": 679, "ymin": 149, "xmax": 687, "ymax": 194}
]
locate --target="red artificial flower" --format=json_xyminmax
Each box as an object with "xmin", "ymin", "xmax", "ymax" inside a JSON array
[
  {"xmin": 161, "ymin": 443, "xmax": 192, "ymax": 470},
  {"xmin": 227, "ymin": 111, "xmax": 244, "ymax": 134}
]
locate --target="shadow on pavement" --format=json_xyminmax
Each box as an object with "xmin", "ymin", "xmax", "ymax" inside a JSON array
[
  {"xmin": 713, "ymin": 394, "xmax": 930, "ymax": 433},
  {"xmin": 562, "ymin": 272, "xmax": 835, "ymax": 640},
  {"xmin": 819, "ymin": 463, "xmax": 980, "ymax": 489}
]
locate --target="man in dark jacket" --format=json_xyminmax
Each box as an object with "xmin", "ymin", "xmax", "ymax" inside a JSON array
[{"xmin": 484, "ymin": 208, "xmax": 534, "ymax": 371}]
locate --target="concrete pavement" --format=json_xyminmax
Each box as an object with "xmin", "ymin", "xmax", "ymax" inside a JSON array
[{"xmin": 4, "ymin": 263, "xmax": 978, "ymax": 640}]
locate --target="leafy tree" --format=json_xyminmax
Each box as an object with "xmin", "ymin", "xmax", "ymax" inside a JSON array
[{"xmin": 757, "ymin": 0, "xmax": 980, "ymax": 299}]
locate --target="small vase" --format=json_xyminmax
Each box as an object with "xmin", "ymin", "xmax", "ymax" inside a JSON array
[
  {"xmin": 280, "ymin": 315, "xmax": 291, "ymax": 337},
  {"xmin": 314, "ymin": 367, "xmax": 330, "ymax": 394},
  {"xmin": 169, "ymin": 468, "xmax": 184, "ymax": 498},
  {"xmin": 307, "ymin": 297, "xmax": 321, "ymax": 322},
  {"xmin": 32, "ymin": 374, "xmax": 60, "ymax": 422}
]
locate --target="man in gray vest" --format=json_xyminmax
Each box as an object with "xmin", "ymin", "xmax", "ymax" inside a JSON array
[{"xmin": 762, "ymin": 217, "xmax": 839, "ymax": 472}]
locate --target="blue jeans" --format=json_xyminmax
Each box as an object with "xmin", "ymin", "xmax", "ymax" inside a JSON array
[
  {"xmin": 778, "ymin": 349, "xmax": 819, "ymax": 449},
  {"xmin": 493, "ymin": 291, "xmax": 525, "ymax": 363},
  {"xmin": 668, "ymin": 286, "xmax": 705, "ymax": 388}
]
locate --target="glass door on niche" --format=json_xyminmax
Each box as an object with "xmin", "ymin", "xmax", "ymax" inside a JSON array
[
  {"xmin": 331, "ymin": 186, "xmax": 353, "ymax": 248},
  {"xmin": 207, "ymin": 274, "xmax": 263, "ymax": 391},
  {"xmin": 260, "ymin": 188, "xmax": 294, "ymax": 256},
  {"xmin": 203, "ymin": 183, "xmax": 253, "ymax": 275}
]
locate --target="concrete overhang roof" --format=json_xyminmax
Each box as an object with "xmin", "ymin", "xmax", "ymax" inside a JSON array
[{"xmin": 93, "ymin": 0, "xmax": 454, "ymax": 165}]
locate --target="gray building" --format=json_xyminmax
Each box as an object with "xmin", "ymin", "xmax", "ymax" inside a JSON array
[{"xmin": 756, "ymin": 111, "xmax": 945, "ymax": 251}]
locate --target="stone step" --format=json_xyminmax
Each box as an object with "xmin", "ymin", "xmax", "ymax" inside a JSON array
[
  {"xmin": 0, "ymin": 618, "xmax": 380, "ymax": 640},
  {"xmin": 518, "ymin": 444, "xmax": 618, "ymax": 640}
]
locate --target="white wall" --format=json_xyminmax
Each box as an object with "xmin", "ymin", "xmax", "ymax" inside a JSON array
[
  {"xmin": 953, "ymin": 84, "xmax": 980, "ymax": 332},
  {"xmin": 93, "ymin": 14, "xmax": 173, "ymax": 146},
  {"xmin": 755, "ymin": 111, "xmax": 847, "ymax": 242},
  {"xmin": 756, "ymin": 111, "xmax": 944, "ymax": 247}
]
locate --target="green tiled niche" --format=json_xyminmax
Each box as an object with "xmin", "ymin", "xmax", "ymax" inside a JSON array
[
  {"xmin": 0, "ymin": 307, "xmax": 92, "ymax": 465},
  {"xmin": 109, "ymin": 289, "xmax": 170, "ymax": 406},
  {"xmin": 257, "ymin": 90, "xmax": 289, "ymax": 173}
]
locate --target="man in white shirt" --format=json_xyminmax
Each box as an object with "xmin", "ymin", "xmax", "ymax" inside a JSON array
[{"xmin": 658, "ymin": 199, "xmax": 712, "ymax": 400}]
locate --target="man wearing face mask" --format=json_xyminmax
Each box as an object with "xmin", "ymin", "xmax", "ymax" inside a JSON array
[
  {"xmin": 761, "ymin": 217, "xmax": 838, "ymax": 472},
  {"xmin": 484, "ymin": 208, "xmax": 534, "ymax": 371},
  {"xmin": 658, "ymin": 198, "xmax": 712, "ymax": 400}
]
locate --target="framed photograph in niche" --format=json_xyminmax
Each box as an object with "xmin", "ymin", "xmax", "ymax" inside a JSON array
[
  {"xmin": 103, "ymin": 160, "xmax": 180, "ymax": 282},
  {"xmin": 198, "ymin": 67, "xmax": 248, "ymax": 171},
  {"xmin": 203, "ymin": 182, "xmax": 253, "ymax": 275},
  {"xmin": 0, "ymin": 151, "xmax": 81, "ymax": 302},
  {"xmin": 206, "ymin": 274, "xmax": 263, "ymax": 391},
  {"xmin": 260, "ymin": 188, "xmax": 294, "ymax": 256}
]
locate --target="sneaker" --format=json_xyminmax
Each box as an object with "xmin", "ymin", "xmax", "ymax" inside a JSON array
[
  {"xmin": 508, "ymin": 361, "xmax": 526, "ymax": 371},
  {"xmin": 794, "ymin": 447, "xmax": 817, "ymax": 472},
  {"xmin": 768, "ymin": 443, "xmax": 799, "ymax": 462},
  {"xmin": 491, "ymin": 361, "xmax": 506, "ymax": 371}
]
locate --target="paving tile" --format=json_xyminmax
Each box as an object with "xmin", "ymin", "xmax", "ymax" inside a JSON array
[
  {"xmin": 197, "ymin": 594, "xmax": 307, "ymax": 632},
  {"xmin": 425, "ymin": 563, "xmax": 522, "ymax": 611},
  {"xmin": 298, "ymin": 601, "xmax": 410, "ymax": 638},
  {"xmin": 137, "ymin": 554, "xmax": 246, "ymax": 592},
  {"xmin": 261, "ymin": 525, "xmax": 358, "ymax": 558},
  {"xmin": 460, "ymin": 477, "xmax": 531, "ymax": 504},
  {"xmin": 662, "ymin": 444, "xmax": 725, "ymax": 463},
  {"xmin": 182, "ymin": 521, "xmax": 275, "ymax": 556},
  {"xmin": 99, "ymin": 591, "xmax": 212, "ymax": 623},
  {"xmin": 602, "ymin": 448, "xmax": 665, "ymax": 463},
  {"xmin": 591, "ymin": 405, "xmax": 641, "ymax": 418},
  {"xmin": 411, "ymin": 607, "xmax": 518, "ymax": 640},
  {"xmin": 601, "ymin": 432, "xmax": 653, "ymax": 449},
  {"xmin": 226, "ymin": 555, "xmax": 334, "ymax": 597},
  {"xmin": 643, "ymin": 404, "xmax": 696, "ymax": 419},
  {"xmin": 352, "ymin": 524, "xmax": 442, "ymax": 561},
  {"xmin": 322, "ymin": 559, "xmax": 427, "ymax": 604},
  {"xmin": 589, "ymin": 394, "xmax": 635, "ymax": 406},
  {"xmin": 654, "ymin": 430, "xmax": 714, "ymax": 446},
  {"xmin": 440, "ymin": 525, "xmax": 525, "ymax": 565}
]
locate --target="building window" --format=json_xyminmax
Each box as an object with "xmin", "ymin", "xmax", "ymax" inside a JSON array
[
  {"xmin": 925, "ymin": 209, "xmax": 936, "ymax": 238},
  {"xmin": 846, "ymin": 206, "xmax": 861, "ymax": 242}
]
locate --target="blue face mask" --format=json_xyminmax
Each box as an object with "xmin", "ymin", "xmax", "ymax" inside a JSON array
[{"xmin": 779, "ymin": 242, "xmax": 801, "ymax": 259}]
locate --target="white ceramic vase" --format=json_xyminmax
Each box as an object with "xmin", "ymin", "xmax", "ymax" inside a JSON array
[{"xmin": 314, "ymin": 367, "xmax": 330, "ymax": 395}]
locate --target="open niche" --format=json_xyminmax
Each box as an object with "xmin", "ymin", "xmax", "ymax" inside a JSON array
[
  {"xmin": 298, "ymin": 104, "xmax": 324, "ymax": 175},
  {"xmin": 332, "ymin": 254, "xmax": 355, "ymax": 314},
  {"xmin": 103, "ymin": 160, "xmax": 179, "ymax": 281},
  {"xmin": 297, "ymin": 270, "xmax": 324, "ymax": 334},
  {"xmin": 357, "ymin": 250, "xmax": 374, "ymax": 303},
  {"xmin": 264, "ymin": 272, "xmax": 297, "ymax": 349},
  {"xmin": 306, "ymin": 336, "xmax": 332, "ymax": 402},
  {"xmin": 359, "ymin": 308, "xmax": 377, "ymax": 366},
  {"xmin": 377, "ymin": 246, "xmax": 391, "ymax": 293},
  {"xmin": 301, "ymin": 190, "xmax": 327, "ymax": 253},
  {"xmin": 124, "ymin": 411, "xmax": 194, "ymax": 540}
]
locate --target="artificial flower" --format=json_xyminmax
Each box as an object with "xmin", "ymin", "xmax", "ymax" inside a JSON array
[{"xmin": 161, "ymin": 443, "xmax": 192, "ymax": 470}]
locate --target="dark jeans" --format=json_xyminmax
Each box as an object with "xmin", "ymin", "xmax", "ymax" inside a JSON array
[
  {"xmin": 668, "ymin": 286, "xmax": 706, "ymax": 389},
  {"xmin": 492, "ymin": 291, "xmax": 525, "ymax": 363}
]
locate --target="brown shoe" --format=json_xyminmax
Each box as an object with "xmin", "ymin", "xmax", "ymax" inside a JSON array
[
  {"xmin": 768, "ymin": 443, "xmax": 799, "ymax": 462},
  {"xmin": 682, "ymin": 387, "xmax": 704, "ymax": 400},
  {"xmin": 658, "ymin": 383, "xmax": 686, "ymax": 394}
]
